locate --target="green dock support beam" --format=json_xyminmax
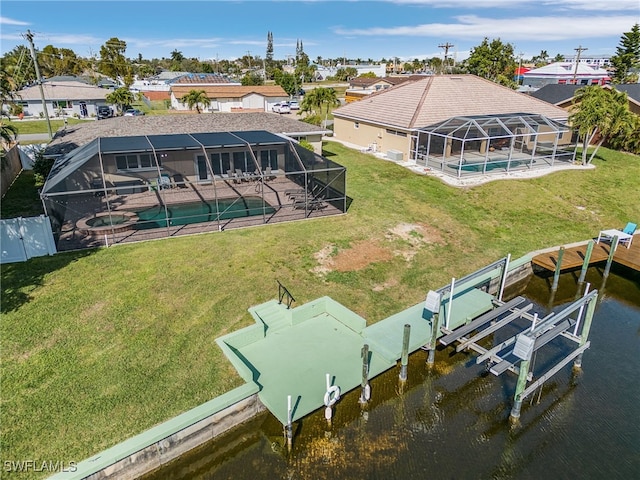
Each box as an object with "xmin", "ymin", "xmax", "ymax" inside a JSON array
[
  {"xmin": 510, "ymin": 359, "xmax": 531, "ymax": 423},
  {"xmin": 427, "ymin": 312, "xmax": 440, "ymax": 366},
  {"xmin": 577, "ymin": 240, "xmax": 594, "ymax": 285},
  {"xmin": 400, "ymin": 324, "xmax": 411, "ymax": 381},
  {"xmin": 573, "ymin": 292, "xmax": 598, "ymax": 370},
  {"xmin": 603, "ymin": 236, "xmax": 618, "ymax": 278},
  {"xmin": 551, "ymin": 246, "xmax": 565, "ymax": 291}
]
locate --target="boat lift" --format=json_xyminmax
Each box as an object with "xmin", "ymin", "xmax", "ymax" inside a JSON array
[{"xmin": 439, "ymin": 285, "xmax": 598, "ymax": 422}]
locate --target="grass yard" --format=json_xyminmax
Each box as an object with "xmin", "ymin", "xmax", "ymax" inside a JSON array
[
  {"xmin": 0, "ymin": 170, "xmax": 45, "ymax": 218},
  {"xmin": 1, "ymin": 142, "xmax": 639, "ymax": 478},
  {"xmin": 7, "ymin": 117, "xmax": 93, "ymax": 135}
]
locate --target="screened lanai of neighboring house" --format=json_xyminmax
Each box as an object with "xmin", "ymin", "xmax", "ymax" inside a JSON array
[
  {"xmin": 42, "ymin": 130, "xmax": 347, "ymax": 251},
  {"xmin": 412, "ymin": 113, "xmax": 576, "ymax": 178}
]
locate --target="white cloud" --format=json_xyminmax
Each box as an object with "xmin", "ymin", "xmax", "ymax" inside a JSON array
[
  {"xmin": 390, "ymin": 0, "xmax": 640, "ymax": 11},
  {"xmin": 0, "ymin": 16, "xmax": 30, "ymax": 26},
  {"xmin": 334, "ymin": 15, "xmax": 637, "ymax": 41}
]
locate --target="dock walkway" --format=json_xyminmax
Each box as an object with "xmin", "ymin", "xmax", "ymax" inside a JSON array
[{"xmin": 531, "ymin": 236, "xmax": 640, "ymax": 272}]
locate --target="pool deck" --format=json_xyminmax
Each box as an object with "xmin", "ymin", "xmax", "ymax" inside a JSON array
[{"xmin": 217, "ymin": 287, "xmax": 495, "ymax": 425}]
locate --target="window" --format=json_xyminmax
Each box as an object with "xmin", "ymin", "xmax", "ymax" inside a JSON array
[
  {"xmin": 115, "ymin": 153, "xmax": 158, "ymax": 171},
  {"xmin": 52, "ymin": 100, "xmax": 71, "ymax": 109},
  {"xmin": 386, "ymin": 129, "xmax": 407, "ymax": 137},
  {"xmin": 210, "ymin": 152, "xmax": 231, "ymax": 176},
  {"xmin": 260, "ymin": 149, "xmax": 278, "ymax": 170}
]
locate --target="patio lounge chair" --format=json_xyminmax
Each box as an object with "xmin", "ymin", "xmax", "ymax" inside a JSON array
[
  {"xmin": 265, "ymin": 166, "xmax": 276, "ymax": 181},
  {"xmin": 597, "ymin": 222, "xmax": 637, "ymax": 249},
  {"xmin": 227, "ymin": 170, "xmax": 239, "ymax": 184},
  {"xmin": 236, "ymin": 169, "xmax": 249, "ymax": 182},
  {"xmin": 173, "ymin": 173, "xmax": 189, "ymax": 189},
  {"xmin": 292, "ymin": 199, "xmax": 328, "ymax": 210}
]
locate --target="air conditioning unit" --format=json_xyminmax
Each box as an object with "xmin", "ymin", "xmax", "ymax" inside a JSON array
[{"xmin": 387, "ymin": 150, "xmax": 403, "ymax": 161}]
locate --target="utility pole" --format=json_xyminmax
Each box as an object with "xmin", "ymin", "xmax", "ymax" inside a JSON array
[
  {"xmin": 573, "ymin": 45, "xmax": 588, "ymax": 84},
  {"xmin": 24, "ymin": 30, "xmax": 52, "ymax": 139},
  {"xmin": 438, "ymin": 42, "xmax": 454, "ymax": 74},
  {"xmin": 246, "ymin": 50, "xmax": 252, "ymax": 68},
  {"xmin": 518, "ymin": 52, "xmax": 524, "ymax": 85}
]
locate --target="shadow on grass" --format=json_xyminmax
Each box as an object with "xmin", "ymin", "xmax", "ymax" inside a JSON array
[{"xmin": 1, "ymin": 249, "xmax": 94, "ymax": 313}]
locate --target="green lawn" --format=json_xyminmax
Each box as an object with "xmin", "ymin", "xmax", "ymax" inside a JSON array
[
  {"xmin": 1, "ymin": 142, "xmax": 639, "ymax": 477},
  {"xmin": 8, "ymin": 117, "xmax": 93, "ymax": 135},
  {"xmin": 0, "ymin": 170, "xmax": 45, "ymax": 218}
]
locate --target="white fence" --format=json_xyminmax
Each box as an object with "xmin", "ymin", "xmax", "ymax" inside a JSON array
[{"xmin": 1, "ymin": 215, "xmax": 57, "ymax": 264}]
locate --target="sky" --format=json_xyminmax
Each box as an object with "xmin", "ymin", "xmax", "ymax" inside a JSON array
[{"xmin": 1, "ymin": 0, "xmax": 638, "ymax": 64}]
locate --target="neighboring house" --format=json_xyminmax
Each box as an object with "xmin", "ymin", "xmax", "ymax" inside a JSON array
[
  {"xmin": 12, "ymin": 79, "xmax": 109, "ymax": 118},
  {"xmin": 170, "ymin": 85, "xmax": 289, "ymax": 113},
  {"xmin": 345, "ymin": 76, "xmax": 417, "ymax": 103},
  {"xmin": 530, "ymin": 84, "xmax": 640, "ymax": 116},
  {"xmin": 522, "ymin": 62, "xmax": 610, "ymax": 89},
  {"xmin": 132, "ymin": 72, "xmax": 240, "ymax": 101},
  {"xmin": 332, "ymin": 74, "xmax": 571, "ymax": 163}
]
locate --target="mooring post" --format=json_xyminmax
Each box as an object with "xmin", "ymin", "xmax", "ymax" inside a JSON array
[
  {"xmin": 427, "ymin": 311, "xmax": 440, "ymax": 366},
  {"xmin": 359, "ymin": 344, "xmax": 371, "ymax": 403},
  {"xmin": 573, "ymin": 292, "xmax": 598, "ymax": 370},
  {"xmin": 510, "ymin": 358, "xmax": 531, "ymax": 423},
  {"xmin": 551, "ymin": 246, "xmax": 565, "ymax": 291},
  {"xmin": 577, "ymin": 240, "xmax": 594, "ymax": 285},
  {"xmin": 285, "ymin": 395, "xmax": 293, "ymax": 450},
  {"xmin": 603, "ymin": 235, "xmax": 618, "ymax": 278},
  {"xmin": 400, "ymin": 324, "xmax": 411, "ymax": 382}
]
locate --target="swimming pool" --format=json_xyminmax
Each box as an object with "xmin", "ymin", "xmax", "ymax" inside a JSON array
[{"xmin": 134, "ymin": 197, "xmax": 275, "ymax": 229}]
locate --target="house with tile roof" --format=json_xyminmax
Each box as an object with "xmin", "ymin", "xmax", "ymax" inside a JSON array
[
  {"xmin": 333, "ymin": 74, "xmax": 571, "ymax": 163},
  {"xmin": 170, "ymin": 85, "xmax": 289, "ymax": 113},
  {"xmin": 12, "ymin": 80, "xmax": 110, "ymax": 119},
  {"xmin": 522, "ymin": 62, "xmax": 611, "ymax": 89}
]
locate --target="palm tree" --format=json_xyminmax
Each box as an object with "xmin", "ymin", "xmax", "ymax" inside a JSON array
[
  {"xmin": 180, "ymin": 90, "xmax": 211, "ymax": 113},
  {"xmin": 105, "ymin": 87, "xmax": 135, "ymax": 115},
  {"xmin": 569, "ymin": 86, "xmax": 633, "ymax": 164}
]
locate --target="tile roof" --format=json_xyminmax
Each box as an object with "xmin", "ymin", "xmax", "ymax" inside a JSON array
[
  {"xmin": 333, "ymin": 74, "xmax": 570, "ymax": 130},
  {"xmin": 17, "ymin": 81, "xmax": 109, "ymax": 101},
  {"xmin": 171, "ymin": 85, "xmax": 287, "ymax": 98},
  {"xmin": 44, "ymin": 113, "xmax": 329, "ymax": 156}
]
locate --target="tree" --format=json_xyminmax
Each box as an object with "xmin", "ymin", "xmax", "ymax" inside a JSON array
[
  {"xmin": 300, "ymin": 87, "xmax": 339, "ymax": 121},
  {"xmin": 266, "ymin": 31, "xmax": 274, "ymax": 63},
  {"xmin": 241, "ymin": 72, "xmax": 264, "ymax": 86},
  {"xmin": 531, "ymin": 50, "xmax": 549, "ymax": 67},
  {"xmin": 180, "ymin": 89, "xmax": 211, "ymax": 113},
  {"xmin": 0, "ymin": 112, "xmax": 18, "ymax": 151},
  {"xmin": 273, "ymin": 70, "xmax": 298, "ymax": 96},
  {"xmin": 465, "ymin": 38, "xmax": 517, "ymax": 88},
  {"xmin": 98, "ymin": 37, "xmax": 129, "ymax": 83},
  {"xmin": 569, "ymin": 86, "xmax": 634, "ymax": 164},
  {"xmin": 105, "ymin": 87, "xmax": 135, "ymax": 115},
  {"xmin": 610, "ymin": 23, "xmax": 640, "ymax": 84}
]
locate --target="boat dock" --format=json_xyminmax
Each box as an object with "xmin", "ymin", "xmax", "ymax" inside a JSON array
[{"xmin": 532, "ymin": 237, "xmax": 640, "ymax": 272}]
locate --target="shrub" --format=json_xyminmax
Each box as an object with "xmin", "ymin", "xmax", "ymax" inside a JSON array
[
  {"xmin": 299, "ymin": 139, "xmax": 314, "ymax": 151},
  {"xmin": 301, "ymin": 114, "xmax": 322, "ymax": 126},
  {"xmin": 32, "ymin": 148, "xmax": 54, "ymax": 186}
]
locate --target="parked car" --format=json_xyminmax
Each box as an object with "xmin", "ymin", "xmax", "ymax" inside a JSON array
[
  {"xmin": 272, "ymin": 102, "xmax": 290, "ymax": 114},
  {"xmin": 97, "ymin": 105, "xmax": 113, "ymax": 119},
  {"xmin": 124, "ymin": 108, "xmax": 145, "ymax": 116},
  {"xmin": 289, "ymin": 100, "xmax": 300, "ymax": 110}
]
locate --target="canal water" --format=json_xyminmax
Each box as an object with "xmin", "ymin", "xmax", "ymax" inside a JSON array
[{"xmin": 143, "ymin": 267, "xmax": 640, "ymax": 480}]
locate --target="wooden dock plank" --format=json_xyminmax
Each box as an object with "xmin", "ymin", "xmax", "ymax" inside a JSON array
[{"xmin": 531, "ymin": 236, "xmax": 640, "ymax": 272}]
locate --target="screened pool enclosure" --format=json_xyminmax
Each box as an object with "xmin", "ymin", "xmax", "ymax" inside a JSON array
[
  {"xmin": 42, "ymin": 130, "xmax": 347, "ymax": 250},
  {"xmin": 412, "ymin": 113, "xmax": 575, "ymax": 178}
]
